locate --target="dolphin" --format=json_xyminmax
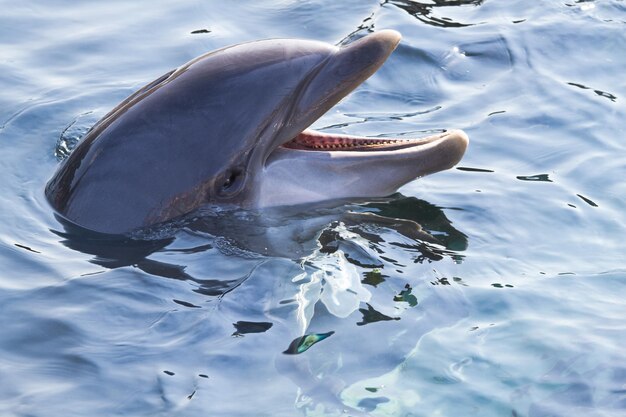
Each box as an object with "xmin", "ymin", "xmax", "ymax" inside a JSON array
[{"xmin": 46, "ymin": 30, "xmax": 468, "ymax": 235}]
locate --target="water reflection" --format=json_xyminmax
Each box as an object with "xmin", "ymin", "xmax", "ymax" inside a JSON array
[
  {"xmin": 356, "ymin": 303, "xmax": 400, "ymax": 326},
  {"xmin": 53, "ymin": 195, "xmax": 467, "ymax": 280},
  {"xmin": 567, "ymin": 81, "xmax": 618, "ymax": 102},
  {"xmin": 232, "ymin": 320, "xmax": 273, "ymax": 337},
  {"xmin": 283, "ymin": 331, "xmax": 335, "ymax": 355},
  {"xmin": 51, "ymin": 196, "xmax": 469, "ymax": 414},
  {"xmin": 52, "ymin": 216, "xmax": 175, "ymax": 269},
  {"xmin": 360, "ymin": 194, "xmax": 468, "ymax": 256},
  {"xmin": 385, "ymin": 0, "xmax": 484, "ymax": 28}
]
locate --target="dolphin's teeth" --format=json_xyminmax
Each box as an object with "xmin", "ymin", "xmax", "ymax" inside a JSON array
[{"xmin": 284, "ymin": 130, "xmax": 426, "ymax": 152}]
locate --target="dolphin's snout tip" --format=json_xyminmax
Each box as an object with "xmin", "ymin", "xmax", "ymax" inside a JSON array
[
  {"xmin": 361, "ymin": 30, "xmax": 402, "ymax": 53},
  {"xmin": 444, "ymin": 129, "xmax": 469, "ymax": 166},
  {"xmin": 448, "ymin": 129, "xmax": 469, "ymax": 149},
  {"xmin": 374, "ymin": 29, "xmax": 402, "ymax": 47},
  {"xmin": 345, "ymin": 30, "xmax": 401, "ymax": 55}
]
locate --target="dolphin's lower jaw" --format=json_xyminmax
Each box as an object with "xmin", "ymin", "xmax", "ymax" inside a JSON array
[{"xmin": 256, "ymin": 129, "xmax": 469, "ymax": 208}]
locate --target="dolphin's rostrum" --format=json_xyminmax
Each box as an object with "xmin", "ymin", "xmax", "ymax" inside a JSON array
[{"xmin": 46, "ymin": 30, "xmax": 468, "ymax": 235}]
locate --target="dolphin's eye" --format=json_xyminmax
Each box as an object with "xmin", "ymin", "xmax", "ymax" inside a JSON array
[
  {"xmin": 219, "ymin": 168, "xmax": 244, "ymax": 196},
  {"xmin": 223, "ymin": 172, "xmax": 238, "ymax": 189}
]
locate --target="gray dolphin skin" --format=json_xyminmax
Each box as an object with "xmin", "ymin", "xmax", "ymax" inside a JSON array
[{"xmin": 46, "ymin": 30, "xmax": 468, "ymax": 235}]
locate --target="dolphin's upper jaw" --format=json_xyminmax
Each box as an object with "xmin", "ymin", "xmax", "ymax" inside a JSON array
[
  {"xmin": 260, "ymin": 29, "xmax": 467, "ymax": 167},
  {"xmin": 282, "ymin": 129, "xmax": 463, "ymax": 153},
  {"xmin": 257, "ymin": 30, "xmax": 404, "ymax": 162},
  {"xmin": 252, "ymin": 29, "xmax": 468, "ymax": 208}
]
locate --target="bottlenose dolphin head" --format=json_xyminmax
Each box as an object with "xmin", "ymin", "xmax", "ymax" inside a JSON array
[{"xmin": 46, "ymin": 30, "xmax": 468, "ymax": 235}]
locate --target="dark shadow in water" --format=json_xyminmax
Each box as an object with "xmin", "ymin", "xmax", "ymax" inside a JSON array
[
  {"xmin": 358, "ymin": 194, "xmax": 468, "ymax": 260},
  {"xmin": 385, "ymin": 0, "xmax": 484, "ymax": 28},
  {"xmin": 54, "ymin": 221, "xmax": 257, "ymax": 297},
  {"xmin": 517, "ymin": 174, "xmax": 553, "ymax": 182},
  {"xmin": 52, "ymin": 215, "xmax": 175, "ymax": 269},
  {"xmin": 232, "ymin": 321, "xmax": 273, "ymax": 337},
  {"xmin": 358, "ymin": 397, "xmax": 391, "ymax": 413},
  {"xmin": 357, "ymin": 303, "xmax": 401, "ymax": 326},
  {"xmin": 362, "ymin": 269, "xmax": 389, "ymax": 287},
  {"xmin": 567, "ymin": 81, "xmax": 618, "ymax": 102}
]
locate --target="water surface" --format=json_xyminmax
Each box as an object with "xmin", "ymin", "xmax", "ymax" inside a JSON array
[{"xmin": 1, "ymin": 1, "xmax": 625, "ymax": 416}]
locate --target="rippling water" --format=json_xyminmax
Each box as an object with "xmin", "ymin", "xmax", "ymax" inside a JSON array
[{"xmin": 1, "ymin": 1, "xmax": 625, "ymax": 416}]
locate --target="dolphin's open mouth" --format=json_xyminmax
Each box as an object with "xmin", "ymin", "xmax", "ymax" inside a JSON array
[
  {"xmin": 283, "ymin": 129, "xmax": 452, "ymax": 152},
  {"xmin": 271, "ymin": 30, "xmax": 462, "ymax": 157}
]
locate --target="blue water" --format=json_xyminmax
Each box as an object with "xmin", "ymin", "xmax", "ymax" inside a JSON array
[{"xmin": 1, "ymin": 1, "xmax": 625, "ymax": 416}]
